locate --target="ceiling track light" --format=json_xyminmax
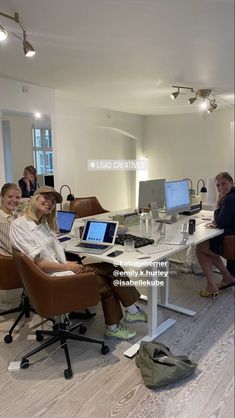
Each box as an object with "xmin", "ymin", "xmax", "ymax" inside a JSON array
[
  {"xmin": 0, "ymin": 10, "xmax": 36, "ymax": 57},
  {"xmin": 170, "ymin": 85, "xmax": 218, "ymax": 113}
]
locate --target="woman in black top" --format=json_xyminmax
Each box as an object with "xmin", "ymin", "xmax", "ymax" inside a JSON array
[
  {"xmin": 18, "ymin": 165, "xmax": 38, "ymax": 198},
  {"xmin": 196, "ymin": 172, "xmax": 235, "ymax": 298}
]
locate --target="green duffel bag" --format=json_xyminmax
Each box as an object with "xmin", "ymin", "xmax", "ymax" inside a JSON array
[{"xmin": 135, "ymin": 341, "xmax": 197, "ymax": 389}]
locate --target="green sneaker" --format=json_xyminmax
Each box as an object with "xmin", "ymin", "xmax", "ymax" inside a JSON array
[
  {"xmin": 105, "ymin": 324, "xmax": 136, "ymax": 340},
  {"xmin": 124, "ymin": 306, "xmax": 147, "ymax": 323}
]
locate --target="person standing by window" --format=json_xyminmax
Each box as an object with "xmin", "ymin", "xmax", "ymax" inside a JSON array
[{"xmin": 18, "ymin": 165, "xmax": 38, "ymax": 198}]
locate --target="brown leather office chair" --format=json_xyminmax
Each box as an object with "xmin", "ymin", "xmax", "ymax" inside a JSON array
[
  {"xmin": 13, "ymin": 251, "xmax": 109, "ymax": 379},
  {"xmin": 70, "ymin": 196, "xmax": 109, "ymax": 218},
  {"xmin": 0, "ymin": 254, "xmax": 36, "ymax": 343},
  {"xmin": 223, "ymin": 235, "xmax": 235, "ymax": 276}
]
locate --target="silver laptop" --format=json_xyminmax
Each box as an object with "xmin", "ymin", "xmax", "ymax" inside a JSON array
[{"xmin": 75, "ymin": 219, "xmax": 118, "ymax": 254}]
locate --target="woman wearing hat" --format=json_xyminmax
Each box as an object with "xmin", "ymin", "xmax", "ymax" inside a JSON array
[{"xmin": 10, "ymin": 186, "xmax": 147, "ymax": 340}]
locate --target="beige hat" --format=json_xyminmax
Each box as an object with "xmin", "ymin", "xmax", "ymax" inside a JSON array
[{"xmin": 33, "ymin": 186, "xmax": 63, "ymax": 203}]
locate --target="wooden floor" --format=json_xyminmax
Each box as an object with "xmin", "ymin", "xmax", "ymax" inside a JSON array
[{"xmin": 0, "ymin": 271, "xmax": 234, "ymax": 418}]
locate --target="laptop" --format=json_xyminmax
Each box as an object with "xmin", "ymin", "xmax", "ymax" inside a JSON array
[
  {"xmin": 56, "ymin": 210, "xmax": 76, "ymax": 241},
  {"xmin": 74, "ymin": 219, "xmax": 118, "ymax": 254}
]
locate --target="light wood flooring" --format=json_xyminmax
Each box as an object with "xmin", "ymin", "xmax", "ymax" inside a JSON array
[{"xmin": 0, "ymin": 270, "xmax": 234, "ymax": 418}]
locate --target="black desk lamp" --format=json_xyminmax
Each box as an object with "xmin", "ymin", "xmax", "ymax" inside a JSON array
[
  {"xmin": 196, "ymin": 179, "xmax": 207, "ymax": 195},
  {"xmin": 59, "ymin": 184, "xmax": 75, "ymax": 210}
]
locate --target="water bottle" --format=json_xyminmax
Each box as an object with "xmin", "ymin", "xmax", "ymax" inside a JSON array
[{"xmin": 140, "ymin": 208, "xmax": 153, "ymax": 237}]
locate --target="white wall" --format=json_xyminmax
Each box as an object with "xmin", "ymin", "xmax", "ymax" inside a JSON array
[
  {"xmin": 53, "ymin": 91, "xmax": 144, "ymax": 210},
  {"xmin": 2, "ymin": 114, "xmax": 34, "ymax": 182},
  {"xmin": 143, "ymin": 109, "xmax": 234, "ymax": 189},
  {"xmin": 0, "ymin": 77, "xmax": 55, "ymax": 185}
]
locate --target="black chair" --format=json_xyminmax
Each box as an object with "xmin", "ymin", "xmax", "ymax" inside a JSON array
[{"xmin": 13, "ymin": 251, "xmax": 109, "ymax": 379}]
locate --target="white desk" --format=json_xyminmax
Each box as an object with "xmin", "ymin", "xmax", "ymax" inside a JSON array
[{"xmin": 65, "ymin": 212, "xmax": 222, "ymax": 357}]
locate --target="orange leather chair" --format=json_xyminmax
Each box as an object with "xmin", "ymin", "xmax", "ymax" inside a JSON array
[
  {"xmin": 13, "ymin": 250, "xmax": 109, "ymax": 379},
  {"xmin": 70, "ymin": 196, "xmax": 108, "ymax": 218},
  {"xmin": 0, "ymin": 254, "xmax": 36, "ymax": 343}
]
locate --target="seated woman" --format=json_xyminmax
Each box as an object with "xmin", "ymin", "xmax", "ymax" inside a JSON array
[
  {"xmin": 18, "ymin": 165, "xmax": 38, "ymax": 198},
  {"xmin": 10, "ymin": 186, "xmax": 147, "ymax": 340},
  {"xmin": 0, "ymin": 183, "xmax": 22, "ymax": 256},
  {"xmin": 196, "ymin": 172, "xmax": 235, "ymax": 298}
]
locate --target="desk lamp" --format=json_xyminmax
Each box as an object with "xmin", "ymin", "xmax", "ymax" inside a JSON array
[
  {"xmin": 183, "ymin": 178, "xmax": 195, "ymax": 195},
  {"xmin": 59, "ymin": 185, "xmax": 75, "ymax": 210},
  {"xmin": 197, "ymin": 179, "xmax": 207, "ymax": 202}
]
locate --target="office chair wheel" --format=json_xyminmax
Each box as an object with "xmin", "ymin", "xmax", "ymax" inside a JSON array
[
  {"xmin": 101, "ymin": 345, "xmax": 109, "ymax": 355},
  {"xmin": 20, "ymin": 359, "xmax": 30, "ymax": 369},
  {"xmin": 64, "ymin": 368, "xmax": 73, "ymax": 379},
  {"xmin": 36, "ymin": 331, "xmax": 44, "ymax": 342},
  {"xmin": 79, "ymin": 325, "xmax": 87, "ymax": 334},
  {"xmin": 4, "ymin": 334, "xmax": 13, "ymax": 344}
]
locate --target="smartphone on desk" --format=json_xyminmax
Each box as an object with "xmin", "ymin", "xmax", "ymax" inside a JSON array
[{"xmin": 107, "ymin": 250, "xmax": 124, "ymax": 257}]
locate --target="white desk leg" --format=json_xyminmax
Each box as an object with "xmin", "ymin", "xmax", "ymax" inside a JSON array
[
  {"xmin": 124, "ymin": 265, "xmax": 176, "ymax": 358},
  {"xmin": 158, "ymin": 257, "xmax": 197, "ymax": 317}
]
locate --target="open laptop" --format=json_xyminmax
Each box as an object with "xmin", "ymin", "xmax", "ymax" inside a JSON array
[
  {"xmin": 74, "ymin": 219, "xmax": 118, "ymax": 254},
  {"xmin": 57, "ymin": 210, "xmax": 76, "ymax": 241}
]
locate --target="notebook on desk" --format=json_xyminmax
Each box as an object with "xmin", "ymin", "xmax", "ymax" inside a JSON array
[
  {"xmin": 75, "ymin": 219, "xmax": 118, "ymax": 254},
  {"xmin": 56, "ymin": 210, "xmax": 76, "ymax": 241}
]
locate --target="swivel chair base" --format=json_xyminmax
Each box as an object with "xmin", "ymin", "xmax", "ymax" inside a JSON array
[
  {"xmin": 20, "ymin": 318, "xmax": 109, "ymax": 379},
  {"xmin": 0, "ymin": 292, "xmax": 37, "ymax": 344}
]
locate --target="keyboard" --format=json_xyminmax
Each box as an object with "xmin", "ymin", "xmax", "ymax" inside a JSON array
[
  {"xmin": 76, "ymin": 243, "xmax": 110, "ymax": 250},
  {"xmin": 115, "ymin": 234, "xmax": 154, "ymax": 248}
]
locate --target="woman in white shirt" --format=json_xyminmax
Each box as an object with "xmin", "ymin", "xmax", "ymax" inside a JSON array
[
  {"xmin": 10, "ymin": 186, "xmax": 147, "ymax": 340},
  {"xmin": 0, "ymin": 183, "xmax": 22, "ymax": 256}
]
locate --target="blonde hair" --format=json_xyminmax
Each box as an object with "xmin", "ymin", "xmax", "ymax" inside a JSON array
[
  {"xmin": 215, "ymin": 172, "xmax": 234, "ymax": 183},
  {"xmin": 23, "ymin": 194, "xmax": 58, "ymax": 232},
  {"xmin": 1, "ymin": 183, "xmax": 21, "ymax": 198}
]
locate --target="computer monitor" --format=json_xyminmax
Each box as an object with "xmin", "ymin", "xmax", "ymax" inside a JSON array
[
  {"xmin": 164, "ymin": 179, "xmax": 190, "ymax": 222},
  {"xmin": 138, "ymin": 179, "xmax": 166, "ymax": 214},
  {"xmin": 44, "ymin": 174, "xmax": 54, "ymax": 187}
]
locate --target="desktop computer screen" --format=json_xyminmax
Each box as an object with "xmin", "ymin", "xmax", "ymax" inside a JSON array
[
  {"xmin": 164, "ymin": 179, "xmax": 190, "ymax": 221},
  {"xmin": 138, "ymin": 178, "xmax": 165, "ymax": 211},
  {"xmin": 44, "ymin": 174, "xmax": 54, "ymax": 188}
]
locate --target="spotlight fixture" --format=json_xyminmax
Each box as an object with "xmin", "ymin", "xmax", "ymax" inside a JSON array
[
  {"xmin": 207, "ymin": 100, "xmax": 217, "ymax": 114},
  {"xmin": 188, "ymin": 95, "xmax": 197, "ymax": 104},
  {"xmin": 170, "ymin": 85, "xmax": 218, "ymax": 113},
  {"xmin": 0, "ymin": 11, "xmax": 36, "ymax": 57},
  {"xmin": 171, "ymin": 88, "xmax": 180, "ymax": 100}
]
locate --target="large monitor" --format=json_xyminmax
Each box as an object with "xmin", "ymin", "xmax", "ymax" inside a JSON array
[
  {"xmin": 164, "ymin": 179, "xmax": 190, "ymax": 222},
  {"xmin": 138, "ymin": 178, "xmax": 166, "ymax": 213}
]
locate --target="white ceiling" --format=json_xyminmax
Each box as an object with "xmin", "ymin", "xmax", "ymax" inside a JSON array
[{"xmin": 0, "ymin": 0, "xmax": 234, "ymax": 115}]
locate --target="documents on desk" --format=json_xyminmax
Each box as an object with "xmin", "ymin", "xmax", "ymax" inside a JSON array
[{"xmin": 137, "ymin": 244, "xmax": 175, "ymax": 255}]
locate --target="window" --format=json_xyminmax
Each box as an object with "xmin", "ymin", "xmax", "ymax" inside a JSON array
[{"xmin": 32, "ymin": 128, "xmax": 53, "ymax": 175}]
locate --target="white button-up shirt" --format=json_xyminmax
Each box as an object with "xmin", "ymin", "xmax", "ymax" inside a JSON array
[{"xmin": 10, "ymin": 215, "xmax": 68, "ymax": 270}]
